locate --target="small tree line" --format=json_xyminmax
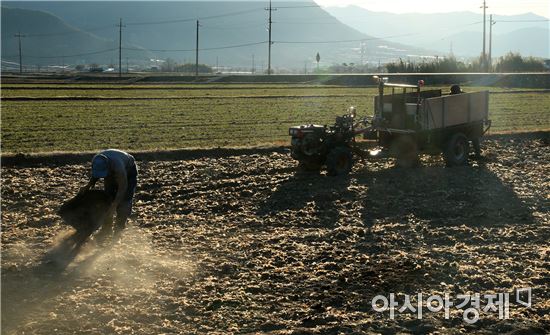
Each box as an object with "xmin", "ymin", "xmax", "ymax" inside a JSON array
[
  {"xmin": 156, "ymin": 58, "xmax": 213, "ymax": 73},
  {"xmin": 385, "ymin": 53, "xmax": 547, "ymax": 73}
]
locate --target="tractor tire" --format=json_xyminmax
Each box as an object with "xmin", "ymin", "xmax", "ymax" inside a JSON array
[
  {"xmin": 326, "ymin": 147, "xmax": 353, "ymax": 176},
  {"xmin": 298, "ymin": 160, "xmax": 322, "ymax": 173},
  {"xmin": 391, "ymin": 135, "xmax": 420, "ymax": 168},
  {"xmin": 444, "ymin": 133, "xmax": 470, "ymax": 166}
]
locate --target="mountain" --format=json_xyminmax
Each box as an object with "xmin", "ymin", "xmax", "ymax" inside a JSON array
[
  {"xmin": 428, "ymin": 28, "xmax": 549, "ymax": 58},
  {"xmin": 324, "ymin": 6, "xmax": 549, "ymax": 58},
  {"xmin": 1, "ymin": 1, "xmax": 435, "ymax": 70},
  {"xmin": 1, "ymin": 7, "xmax": 151, "ymax": 68}
]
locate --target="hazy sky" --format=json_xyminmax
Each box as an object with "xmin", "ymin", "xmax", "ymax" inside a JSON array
[{"xmin": 314, "ymin": 0, "xmax": 550, "ymax": 18}]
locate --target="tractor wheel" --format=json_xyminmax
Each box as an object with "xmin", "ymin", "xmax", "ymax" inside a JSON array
[
  {"xmin": 326, "ymin": 147, "xmax": 353, "ymax": 176},
  {"xmin": 444, "ymin": 133, "xmax": 470, "ymax": 166},
  {"xmin": 391, "ymin": 135, "xmax": 420, "ymax": 168},
  {"xmin": 298, "ymin": 160, "xmax": 322, "ymax": 172}
]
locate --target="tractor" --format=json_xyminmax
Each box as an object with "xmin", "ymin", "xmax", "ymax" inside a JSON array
[{"xmin": 289, "ymin": 77, "xmax": 491, "ymax": 175}]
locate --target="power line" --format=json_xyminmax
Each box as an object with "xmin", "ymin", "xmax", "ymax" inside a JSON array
[
  {"xmin": 272, "ymin": 21, "xmax": 338, "ymax": 25},
  {"xmin": 22, "ymin": 25, "xmax": 115, "ymax": 38},
  {"xmin": 271, "ymin": 5, "xmax": 321, "ymax": 9},
  {"xmin": 15, "ymin": 48, "xmax": 117, "ymax": 59},
  {"xmin": 202, "ymin": 23, "xmax": 265, "ymax": 30},
  {"xmin": 122, "ymin": 41, "xmax": 267, "ymax": 53},
  {"xmin": 274, "ymin": 32, "xmax": 419, "ymax": 44},
  {"xmin": 496, "ymin": 19, "xmax": 549, "ymax": 22},
  {"xmin": 274, "ymin": 20, "xmax": 486, "ymax": 45},
  {"xmin": 10, "ymin": 6, "xmax": 545, "ymax": 69},
  {"xmin": 1, "ymin": 26, "xmax": 116, "ymax": 39},
  {"xmin": 201, "ymin": 41, "xmax": 267, "ymax": 51},
  {"xmin": 125, "ymin": 7, "xmax": 264, "ymax": 26}
]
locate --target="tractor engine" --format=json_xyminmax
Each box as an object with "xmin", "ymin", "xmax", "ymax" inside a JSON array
[{"xmin": 289, "ymin": 124, "xmax": 327, "ymax": 160}]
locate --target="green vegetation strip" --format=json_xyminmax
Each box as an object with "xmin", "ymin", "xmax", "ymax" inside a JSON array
[{"xmin": 2, "ymin": 85, "xmax": 549, "ymax": 153}]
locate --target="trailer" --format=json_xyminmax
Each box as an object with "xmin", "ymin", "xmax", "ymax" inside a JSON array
[{"xmin": 288, "ymin": 77, "xmax": 491, "ymax": 175}]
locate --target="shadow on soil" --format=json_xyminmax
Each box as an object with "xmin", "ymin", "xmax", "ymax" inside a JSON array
[
  {"xmin": 355, "ymin": 161, "xmax": 534, "ymax": 229},
  {"xmin": 255, "ymin": 159, "xmax": 538, "ymax": 331},
  {"xmin": 259, "ymin": 159, "xmax": 534, "ymax": 231},
  {"xmin": 1, "ymin": 233, "xmax": 110, "ymax": 334},
  {"xmin": 256, "ymin": 171, "xmax": 354, "ymax": 228}
]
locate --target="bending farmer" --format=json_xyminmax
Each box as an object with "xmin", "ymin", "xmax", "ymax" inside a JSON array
[{"xmin": 81, "ymin": 149, "xmax": 138, "ymax": 234}]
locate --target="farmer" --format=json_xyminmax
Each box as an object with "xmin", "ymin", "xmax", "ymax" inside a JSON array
[
  {"xmin": 80, "ymin": 149, "xmax": 138, "ymax": 234},
  {"xmin": 450, "ymin": 84, "xmax": 463, "ymax": 95}
]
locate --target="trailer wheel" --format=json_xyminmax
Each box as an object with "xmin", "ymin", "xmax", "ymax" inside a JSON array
[
  {"xmin": 326, "ymin": 147, "xmax": 353, "ymax": 176},
  {"xmin": 472, "ymin": 137, "xmax": 482, "ymax": 158},
  {"xmin": 391, "ymin": 135, "xmax": 420, "ymax": 168},
  {"xmin": 444, "ymin": 133, "xmax": 470, "ymax": 166}
]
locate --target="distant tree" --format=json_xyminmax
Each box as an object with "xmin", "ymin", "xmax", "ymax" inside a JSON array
[
  {"xmin": 386, "ymin": 56, "xmax": 483, "ymax": 73},
  {"xmin": 175, "ymin": 63, "xmax": 213, "ymax": 74},
  {"xmin": 89, "ymin": 63, "xmax": 103, "ymax": 72},
  {"xmin": 495, "ymin": 52, "xmax": 545, "ymax": 72},
  {"xmin": 161, "ymin": 58, "xmax": 177, "ymax": 72},
  {"xmin": 316, "ymin": 52, "xmax": 320, "ymax": 71},
  {"xmin": 75, "ymin": 64, "xmax": 85, "ymax": 71}
]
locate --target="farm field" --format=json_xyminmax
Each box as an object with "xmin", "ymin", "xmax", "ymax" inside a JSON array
[
  {"xmin": 1, "ymin": 135, "xmax": 549, "ymax": 333},
  {"xmin": 2, "ymin": 81, "xmax": 549, "ymax": 333},
  {"xmin": 2, "ymin": 84, "xmax": 549, "ymax": 153}
]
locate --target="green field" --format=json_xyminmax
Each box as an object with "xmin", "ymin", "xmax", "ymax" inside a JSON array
[{"xmin": 2, "ymin": 84, "xmax": 549, "ymax": 153}]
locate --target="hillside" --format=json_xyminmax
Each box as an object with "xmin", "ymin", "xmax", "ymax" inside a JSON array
[
  {"xmin": 2, "ymin": 1, "xmax": 434, "ymax": 70},
  {"xmin": 429, "ymin": 27, "xmax": 550, "ymax": 58},
  {"xmin": 324, "ymin": 6, "xmax": 550, "ymax": 58},
  {"xmin": 0, "ymin": 7, "xmax": 152, "ymax": 68}
]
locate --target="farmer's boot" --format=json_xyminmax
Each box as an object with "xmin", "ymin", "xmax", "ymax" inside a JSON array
[{"xmin": 113, "ymin": 216, "xmax": 127, "ymax": 242}]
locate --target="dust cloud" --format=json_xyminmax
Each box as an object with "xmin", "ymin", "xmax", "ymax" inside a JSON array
[{"xmin": 1, "ymin": 227, "xmax": 194, "ymax": 334}]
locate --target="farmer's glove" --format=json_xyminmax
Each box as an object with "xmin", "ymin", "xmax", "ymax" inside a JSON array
[{"xmin": 78, "ymin": 178, "xmax": 97, "ymax": 195}]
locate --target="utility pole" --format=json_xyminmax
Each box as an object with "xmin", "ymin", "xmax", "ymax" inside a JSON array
[
  {"xmin": 489, "ymin": 15, "xmax": 495, "ymax": 72},
  {"xmin": 196, "ymin": 20, "xmax": 200, "ymax": 78},
  {"xmin": 360, "ymin": 42, "xmax": 366, "ymax": 66},
  {"xmin": 117, "ymin": 18, "xmax": 125, "ymax": 78},
  {"xmin": 252, "ymin": 54, "xmax": 255, "ymax": 74},
  {"xmin": 126, "ymin": 57, "xmax": 129, "ymax": 73},
  {"xmin": 216, "ymin": 56, "xmax": 219, "ymax": 73},
  {"xmin": 15, "ymin": 32, "xmax": 26, "ymax": 74},
  {"xmin": 481, "ymin": 0, "xmax": 488, "ymax": 72},
  {"xmin": 266, "ymin": 0, "xmax": 276, "ymax": 75}
]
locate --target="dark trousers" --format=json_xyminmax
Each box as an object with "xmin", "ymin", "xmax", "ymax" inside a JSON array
[{"xmin": 105, "ymin": 163, "xmax": 138, "ymax": 231}]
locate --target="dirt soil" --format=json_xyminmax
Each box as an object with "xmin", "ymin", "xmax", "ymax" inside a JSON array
[{"xmin": 1, "ymin": 135, "xmax": 549, "ymax": 334}]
